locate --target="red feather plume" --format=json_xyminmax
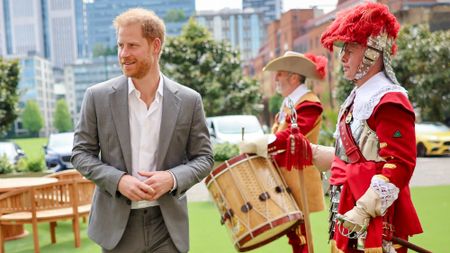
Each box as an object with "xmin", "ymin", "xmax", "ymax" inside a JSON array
[
  {"xmin": 305, "ymin": 53, "xmax": 328, "ymax": 80},
  {"xmin": 320, "ymin": 2, "xmax": 400, "ymax": 55}
]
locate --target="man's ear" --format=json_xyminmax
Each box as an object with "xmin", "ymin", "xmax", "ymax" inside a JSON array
[{"xmin": 152, "ymin": 38, "xmax": 162, "ymax": 55}]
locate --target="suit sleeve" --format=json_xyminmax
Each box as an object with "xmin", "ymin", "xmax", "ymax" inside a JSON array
[
  {"xmin": 370, "ymin": 93, "xmax": 416, "ymax": 189},
  {"xmin": 169, "ymin": 93, "xmax": 214, "ymax": 197},
  {"xmin": 71, "ymin": 88, "xmax": 126, "ymax": 197}
]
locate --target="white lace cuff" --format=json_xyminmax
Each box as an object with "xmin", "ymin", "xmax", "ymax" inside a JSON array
[{"xmin": 370, "ymin": 176, "xmax": 399, "ymax": 215}]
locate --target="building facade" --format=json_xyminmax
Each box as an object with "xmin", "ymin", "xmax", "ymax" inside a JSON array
[
  {"xmin": 65, "ymin": 56, "xmax": 122, "ymax": 120},
  {"xmin": 85, "ymin": 0, "xmax": 195, "ymax": 57},
  {"xmin": 0, "ymin": 0, "xmax": 6, "ymax": 56},
  {"xmin": 195, "ymin": 8, "xmax": 265, "ymax": 62},
  {"xmin": 0, "ymin": 0, "xmax": 79, "ymax": 68},
  {"xmin": 12, "ymin": 55, "xmax": 55, "ymax": 136},
  {"xmin": 1, "ymin": 0, "xmax": 45, "ymax": 57},
  {"xmin": 44, "ymin": 0, "xmax": 78, "ymax": 68},
  {"xmin": 242, "ymin": 0, "xmax": 282, "ymax": 26},
  {"xmin": 248, "ymin": 9, "xmax": 318, "ymax": 97}
]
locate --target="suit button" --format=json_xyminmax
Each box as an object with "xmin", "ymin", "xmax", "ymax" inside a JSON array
[{"xmin": 126, "ymin": 199, "xmax": 131, "ymax": 205}]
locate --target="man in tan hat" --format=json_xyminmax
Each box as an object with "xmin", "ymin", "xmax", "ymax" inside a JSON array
[{"xmin": 240, "ymin": 51, "xmax": 328, "ymax": 253}]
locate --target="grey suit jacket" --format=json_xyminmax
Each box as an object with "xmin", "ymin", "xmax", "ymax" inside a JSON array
[{"xmin": 72, "ymin": 75, "xmax": 214, "ymax": 252}]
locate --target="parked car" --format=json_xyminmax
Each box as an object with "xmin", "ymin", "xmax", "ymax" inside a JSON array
[
  {"xmin": 44, "ymin": 132, "xmax": 74, "ymax": 172},
  {"xmin": 206, "ymin": 115, "xmax": 265, "ymax": 144},
  {"xmin": 415, "ymin": 122, "xmax": 450, "ymax": 157},
  {"xmin": 0, "ymin": 141, "xmax": 26, "ymax": 164}
]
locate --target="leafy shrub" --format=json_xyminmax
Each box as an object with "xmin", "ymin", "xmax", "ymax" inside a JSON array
[
  {"xmin": 27, "ymin": 157, "xmax": 45, "ymax": 172},
  {"xmin": 15, "ymin": 157, "xmax": 28, "ymax": 172},
  {"xmin": 0, "ymin": 154, "xmax": 14, "ymax": 174},
  {"xmin": 213, "ymin": 142, "xmax": 239, "ymax": 162}
]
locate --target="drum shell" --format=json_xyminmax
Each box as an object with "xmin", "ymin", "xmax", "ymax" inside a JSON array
[{"xmin": 205, "ymin": 154, "xmax": 303, "ymax": 251}]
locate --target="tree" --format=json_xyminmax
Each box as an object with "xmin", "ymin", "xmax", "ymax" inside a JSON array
[
  {"xmin": 164, "ymin": 9, "xmax": 186, "ymax": 23},
  {"xmin": 0, "ymin": 58, "xmax": 20, "ymax": 135},
  {"xmin": 53, "ymin": 99, "xmax": 73, "ymax": 132},
  {"xmin": 160, "ymin": 19, "xmax": 262, "ymax": 116},
  {"xmin": 22, "ymin": 100, "xmax": 44, "ymax": 137},
  {"xmin": 393, "ymin": 24, "xmax": 450, "ymax": 122}
]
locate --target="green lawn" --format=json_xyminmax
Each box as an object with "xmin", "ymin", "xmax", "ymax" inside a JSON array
[
  {"xmin": 11, "ymin": 137, "xmax": 48, "ymax": 160},
  {"xmin": 4, "ymin": 185, "xmax": 448, "ymax": 253}
]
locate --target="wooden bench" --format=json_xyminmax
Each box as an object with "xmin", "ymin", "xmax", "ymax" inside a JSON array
[
  {"xmin": 44, "ymin": 169, "xmax": 84, "ymax": 181},
  {"xmin": 0, "ymin": 179, "xmax": 95, "ymax": 253}
]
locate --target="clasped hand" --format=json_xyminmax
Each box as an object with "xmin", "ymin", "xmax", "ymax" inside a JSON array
[{"xmin": 118, "ymin": 171, "xmax": 174, "ymax": 201}]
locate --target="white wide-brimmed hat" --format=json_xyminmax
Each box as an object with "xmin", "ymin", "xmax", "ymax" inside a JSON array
[{"xmin": 263, "ymin": 51, "xmax": 327, "ymax": 80}]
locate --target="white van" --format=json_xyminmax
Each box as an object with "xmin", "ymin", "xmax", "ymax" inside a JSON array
[{"xmin": 206, "ymin": 115, "xmax": 264, "ymax": 144}]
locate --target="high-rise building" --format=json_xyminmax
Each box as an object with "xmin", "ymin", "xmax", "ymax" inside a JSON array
[
  {"xmin": 85, "ymin": 0, "xmax": 195, "ymax": 57},
  {"xmin": 75, "ymin": 0, "xmax": 88, "ymax": 59},
  {"xmin": 0, "ymin": 0, "xmax": 79, "ymax": 68},
  {"xmin": 0, "ymin": 0, "xmax": 6, "ymax": 56},
  {"xmin": 2, "ymin": 0, "xmax": 45, "ymax": 57},
  {"xmin": 12, "ymin": 55, "xmax": 55, "ymax": 136},
  {"xmin": 195, "ymin": 8, "xmax": 265, "ymax": 62},
  {"xmin": 44, "ymin": 0, "xmax": 78, "ymax": 68},
  {"xmin": 242, "ymin": 0, "xmax": 282, "ymax": 26},
  {"xmin": 65, "ymin": 56, "xmax": 122, "ymax": 118}
]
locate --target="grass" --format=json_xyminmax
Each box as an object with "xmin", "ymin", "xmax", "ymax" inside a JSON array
[
  {"xmin": 4, "ymin": 185, "xmax": 449, "ymax": 253},
  {"xmin": 11, "ymin": 138, "xmax": 48, "ymax": 160}
]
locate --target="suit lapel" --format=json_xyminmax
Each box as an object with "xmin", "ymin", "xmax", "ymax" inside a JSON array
[
  {"xmin": 157, "ymin": 76, "xmax": 181, "ymax": 170},
  {"xmin": 110, "ymin": 77, "xmax": 132, "ymax": 173}
]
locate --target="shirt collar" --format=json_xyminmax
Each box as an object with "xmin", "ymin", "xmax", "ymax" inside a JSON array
[
  {"xmin": 127, "ymin": 73, "xmax": 164, "ymax": 99},
  {"xmin": 283, "ymin": 84, "xmax": 309, "ymax": 106},
  {"xmin": 355, "ymin": 72, "xmax": 392, "ymax": 99}
]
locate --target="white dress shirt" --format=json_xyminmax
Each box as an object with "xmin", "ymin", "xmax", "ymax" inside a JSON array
[
  {"xmin": 128, "ymin": 75, "xmax": 163, "ymax": 209},
  {"xmin": 278, "ymin": 84, "xmax": 310, "ymax": 123}
]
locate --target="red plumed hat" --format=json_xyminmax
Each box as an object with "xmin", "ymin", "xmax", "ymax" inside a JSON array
[{"xmin": 321, "ymin": 2, "xmax": 400, "ymax": 55}]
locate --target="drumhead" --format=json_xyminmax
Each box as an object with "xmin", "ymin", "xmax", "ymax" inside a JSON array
[{"xmin": 205, "ymin": 153, "xmax": 249, "ymax": 185}]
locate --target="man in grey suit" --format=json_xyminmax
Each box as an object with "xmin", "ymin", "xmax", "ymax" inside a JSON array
[{"xmin": 72, "ymin": 8, "xmax": 214, "ymax": 253}]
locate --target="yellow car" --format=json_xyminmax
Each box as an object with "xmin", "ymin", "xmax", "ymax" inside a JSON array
[{"xmin": 415, "ymin": 122, "xmax": 450, "ymax": 157}]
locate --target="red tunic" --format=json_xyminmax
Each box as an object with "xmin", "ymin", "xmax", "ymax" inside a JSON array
[
  {"xmin": 271, "ymin": 101, "xmax": 323, "ymax": 166},
  {"xmin": 330, "ymin": 92, "xmax": 423, "ymax": 252},
  {"xmin": 270, "ymin": 98, "xmax": 323, "ymax": 253}
]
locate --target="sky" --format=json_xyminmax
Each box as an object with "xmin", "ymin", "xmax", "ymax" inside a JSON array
[{"xmin": 196, "ymin": 0, "xmax": 339, "ymax": 13}]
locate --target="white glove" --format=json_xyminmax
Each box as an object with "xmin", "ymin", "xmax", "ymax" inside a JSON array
[
  {"xmin": 239, "ymin": 134, "xmax": 276, "ymax": 158},
  {"xmin": 337, "ymin": 175, "xmax": 399, "ymax": 233},
  {"xmin": 311, "ymin": 144, "xmax": 335, "ymax": 172}
]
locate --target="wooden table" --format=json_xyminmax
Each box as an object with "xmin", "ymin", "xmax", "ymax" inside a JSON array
[{"xmin": 0, "ymin": 177, "xmax": 58, "ymax": 240}]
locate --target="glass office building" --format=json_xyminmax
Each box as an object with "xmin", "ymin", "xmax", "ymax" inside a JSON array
[{"xmin": 85, "ymin": 0, "xmax": 195, "ymax": 57}]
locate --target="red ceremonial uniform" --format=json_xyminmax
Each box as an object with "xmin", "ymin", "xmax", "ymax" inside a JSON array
[
  {"xmin": 270, "ymin": 91, "xmax": 324, "ymax": 253},
  {"xmin": 330, "ymin": 79, "xmax": 422, "ymax": 252},
  {"xmin": 263, "ymin": 50, "xmax": 328, "ymax": 253}
]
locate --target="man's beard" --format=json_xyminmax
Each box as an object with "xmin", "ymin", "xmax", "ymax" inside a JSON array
[{"xmin": 121, "ymin": 58, "xmax": 151, "ymax": 79}]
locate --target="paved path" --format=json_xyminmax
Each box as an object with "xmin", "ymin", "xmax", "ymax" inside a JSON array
[
  {"xmin": 410, "ymin": 156, "xmax": 450, "ymax": 187},
  {"xmin": 186, "ymin": 157, "xmax": 450, "ymax": 202}
]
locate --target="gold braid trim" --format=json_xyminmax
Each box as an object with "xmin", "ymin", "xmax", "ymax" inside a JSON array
[
  {"xmin": 364, "ymin": 247, "xmax": 382, "ymax": 253},
  {"xmin": 295, "ymin": 226, "xmax": 306, "ymax": 245}
]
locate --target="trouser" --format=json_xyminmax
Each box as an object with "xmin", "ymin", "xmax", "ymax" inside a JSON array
[{"xmin": 102, "ymin": 206, "xmax": 179, "ymax": 253}]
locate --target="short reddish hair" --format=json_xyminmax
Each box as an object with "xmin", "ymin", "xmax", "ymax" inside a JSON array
[{"xmin": 113, "ymin": 8, "xmax": 166, "ymax": 48}]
